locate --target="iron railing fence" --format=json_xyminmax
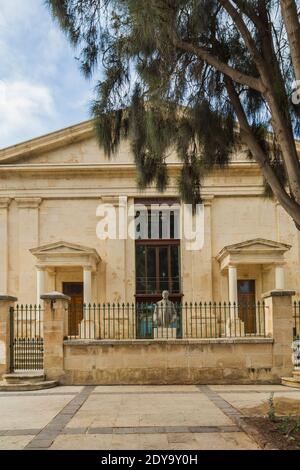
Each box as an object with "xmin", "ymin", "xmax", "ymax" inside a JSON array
[
  {"xmin": 67, "ymin": 301, "xmax": 267, "ymax": 340},
  {"xmin": 10, "ymin": 305, "xmax": 44, "ymax": 371},
  {"xmin": 293, "ymin": 301, "xmax": 300, "ymax": 340}
]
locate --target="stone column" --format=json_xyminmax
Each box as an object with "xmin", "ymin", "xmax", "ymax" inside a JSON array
[
  {"xmin": 83, "ymin": 266, "xmax": 92, "ymax": 306},
  {"xmin": 263, "ymin": 290, "xmax": 295, "ymax": 378},
  {"xmin": 275, "ymin": 265, "xmax": 285, "ymax": 290},
  {"xmin": 81, "ymin": 267, "xmax": 99, "ymax": 339},
  {"xmin": 227, "ymin": 265, "xmax": 244, "ymax": 336},
  {"xmin": 40, "ymin": 292, "xmax": 70, "ymax": 383},
  {"xmin": 0, "ymin": 199, "xmax": 11, "ymax": 295},
  {"xmin": 36, "ymin": 267, "xmax": 45, "ymax": 307},
  {"xmin": 228, "ymin": 265, "xmax": 238, "ymax": 305},
  {"xmin": 0, "ymin": 295, "xmax": 17, "ymax": 378}
]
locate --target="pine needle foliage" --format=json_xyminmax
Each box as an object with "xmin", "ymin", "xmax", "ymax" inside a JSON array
[{"xmin": 46, "ymin": 0, "xmax": 300, "ymax": 223}]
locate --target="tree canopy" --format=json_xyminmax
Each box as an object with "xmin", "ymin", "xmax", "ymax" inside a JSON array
[{"xmin": 47, "ymin": 0, "xmax": 300, "ymax": 228}]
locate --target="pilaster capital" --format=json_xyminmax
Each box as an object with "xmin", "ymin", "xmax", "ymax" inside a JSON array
[
  {"xmin": 0, "ymin": 198, "xmax": 11, "ymax": 209},
  {"xmin": 83, "ymin": 265, "xmax": 94, "ymax": 273},
  {"xmin": 202, "ymin": 195, "xmax": 214, "ymax": 207},
  {"xmin": 99, "ymin": 196, "xmax": 123, "ymax": 208},
  {"xmin": 15, "ymin": 197, "xmax": 42, "ymax": 209}
]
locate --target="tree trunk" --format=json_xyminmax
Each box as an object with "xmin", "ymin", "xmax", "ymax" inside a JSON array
[{"xmin": 280, "ymin": 0, "xmax": 300, "ymax": 83}]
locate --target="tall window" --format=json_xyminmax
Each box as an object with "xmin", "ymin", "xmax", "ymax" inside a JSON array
[{"xmin": 135, "ymin": 199, "xmax": 181, "ymax": 300}]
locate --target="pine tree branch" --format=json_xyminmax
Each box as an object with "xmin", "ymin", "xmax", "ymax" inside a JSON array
[
  {"xmin": 221, "ymin": 0, "xmax": 300, "ymax": 205},
  {"xmin": 219, "ymin": 0, "xmax": 265, "ymax": 67},
  {"xmin": 225, "ymin": 77, "xmax": 300, "ymax": 227},
  {"xmin": 175, "ymin": 39, "xmax": 263, "ymax": 92}
]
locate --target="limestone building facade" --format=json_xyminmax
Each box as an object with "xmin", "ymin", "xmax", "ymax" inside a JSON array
[{"xmin": 0, "ymin": 119, "xmax": 299, "ymax": 315}]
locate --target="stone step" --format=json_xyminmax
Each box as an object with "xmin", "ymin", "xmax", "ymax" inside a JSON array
[
  {"xmin": 293, "ymin": 370, "xmax": 300, "ymax": 378},
  {"xmin": 281, "ymin": 377, "xmax": 300, "ymax": 388},
  {"xmin": 3, "ymin": 372, "xmax": 45, "ymax": 384},
  {"xmin": 0, "ymin": 380, "xmax": 58, "ymax": 392}
]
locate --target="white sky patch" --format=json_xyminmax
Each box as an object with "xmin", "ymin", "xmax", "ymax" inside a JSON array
[
  {"xmin": 0, "ymin": 0, "xmax": 99, "ymax": 149},
  {"xmin": 0, "ymin": 80, "xmax": 56, "ymax": 148}
]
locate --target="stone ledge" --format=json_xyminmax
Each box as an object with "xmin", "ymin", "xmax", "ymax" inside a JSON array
[
  {"xmin": 41, "ymin": 291, "xmax": 71, "ymax": 301},
  {"xmin": 0, "ymin": 295, "xmax": 17, "ymax": 302},
  {"xmin": 262, "ymin": 289, "xmax": 296, "ymax": 298},
  {"xmin": 64, "ymin": 337, "xmax": 274, "ymax": 346}
]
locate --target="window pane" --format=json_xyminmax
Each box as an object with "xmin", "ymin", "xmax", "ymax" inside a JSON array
[
  {"xmin": 147, "ymin": 246, "xmax": 157, "ymax": 293},
  {"xmin": 136, "ymin": 245, "xmax": 146, "ymax": 293},
  {"xmin": 238, "ymin": 280, "xmax": 255, "ymax": 294},
  {"xmin": 173, "ymin": 209, "xmax": 180, "ymax": 239},
  {"xmin": 149, "ymin": 210, "xmax": 159, "ymax": 239},
  {"xmin": 159, "ymin": 247, "xmax": 169, "ymax": 292},
  {"xmin": 171, "ymin": 245, "xmax": 180, "ymax": 293},
  {"xmin": 135, "ymin": 210, "xmax": 148, "ymax": 240}
]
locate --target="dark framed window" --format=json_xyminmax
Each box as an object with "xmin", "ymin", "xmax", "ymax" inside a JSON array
[
  {"xmin": 136, "ymin": 240, "xmax": 181, "ymax": 296},
  {"xmin": 134, "ymin": 199, "xmax": 181, "ymax": 301}
]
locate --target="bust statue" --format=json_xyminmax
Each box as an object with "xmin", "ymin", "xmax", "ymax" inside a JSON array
[{"xmin": 153, "ymin": 291, "xmax": 177, "ymax": 327}]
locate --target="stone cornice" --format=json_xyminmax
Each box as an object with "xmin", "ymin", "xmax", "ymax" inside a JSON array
[
  {"xmin": 0, "ymin": 161, "xmax": 261, "ymax": 174},
  {"xmin": 0, "ymin": 186, "xmax": 266, "ymax": 200}
]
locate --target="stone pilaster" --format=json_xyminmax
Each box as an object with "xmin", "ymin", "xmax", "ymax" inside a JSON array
[
  {"xmin": 263, "ymin": 290, "xmax": 295, "ymax": 378},
  {"xmin": 41, "ymin": 292, "xmax": 70, "ymax": 382},
  {"xmin": 0, "ymin": 199, "xmax": 11, "ymax": 294},
  {"xmin": 15, "ymin": 198, "xmax": 42, "ymax": 304},
  {"xmin": 0, "ymin": 295, "xmax": 17, "ymax": 378}
]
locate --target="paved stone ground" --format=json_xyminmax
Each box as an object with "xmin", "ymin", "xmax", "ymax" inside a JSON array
[{"xmin": 0, "ymin": 384, "xmax": 299, "ymax": 450}]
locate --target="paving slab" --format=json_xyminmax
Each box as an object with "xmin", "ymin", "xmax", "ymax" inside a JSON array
[
  {"xmin": 0, "ymin": 435, "xmax": 35, "ymax": 450},
  {"xmin": 0, "ymin": 395, "xmax": 74, "ymax": 430},
  {"xmin": 50, "ymin": 434, "xmax": 113, "ymax": 450},
  {"xmin": 49, "ymin": 431, "xmax": 258, "ymax": 450},
  {"xmin": 0, "ymin": 384, "xmax": 274, "ymax": 450},
  {"xmin": 0, "ymin": 386, "xmax": 84, "ymax": 397},
  {"xmin": 218, "ymin": 390, "xmax": 300, "ymax": 416},
  {"xmin": 92, "ymin": 385, "xmax": 200, "ymax": 394},
  {"xmin": 210, "ymin": 385, "xmax": 300, "ymax": 392}
]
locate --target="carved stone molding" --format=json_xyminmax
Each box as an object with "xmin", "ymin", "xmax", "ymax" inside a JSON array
[{"xmin": 15, "ymin": 197, "xmax": 42, "ymax": 209}]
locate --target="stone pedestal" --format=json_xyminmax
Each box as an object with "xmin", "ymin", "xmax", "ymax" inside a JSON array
[
  {"xmin": 0, "ymin": 295, "xmax": 17, "ymax": 378},
  {"xmin": 153, "ymin": 327, "xmax": 177, "ymax": 339},
  {"xmin": 292, "ymin": 339, "xmax": 300, "ymax": 370},
  {"xmin": 41, "ymin": 292, "xmax": 70, "ymax": 383},
  {"xmin": 263, "ymin": 289, "xmax": 295, "ymax": 378}
]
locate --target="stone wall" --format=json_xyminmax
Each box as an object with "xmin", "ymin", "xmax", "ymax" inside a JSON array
[{"xmin": 62, "ymin": 338, "xmax": 282, "ymax": 385}]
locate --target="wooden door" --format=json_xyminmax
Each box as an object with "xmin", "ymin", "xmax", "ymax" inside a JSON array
[
  {"xmin": 237, "ymin": 280, "xmax": 256, "ymax": 334},
  {"xmin": 63, "ymin": 283, "xmax": 84, "ymax": 336}
]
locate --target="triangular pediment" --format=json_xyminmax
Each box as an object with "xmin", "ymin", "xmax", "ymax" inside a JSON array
[
  {"xmin": 30, "ymin": 241, "xmax": 101, "ymax": 260},
  {"xmin": 0, "ymin": 120, "xmax": 95, "ymax": 164},
  {"xmin": 224, "ymin": 238, "xmax": 291, "ymax": 253},
  {"xmin": 0, "ymin": 119, "xmax": 134, "ymax": 166},
  {"xmin": 216, "ymin": 238, "xmax": 291, "ymax": 267}
]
